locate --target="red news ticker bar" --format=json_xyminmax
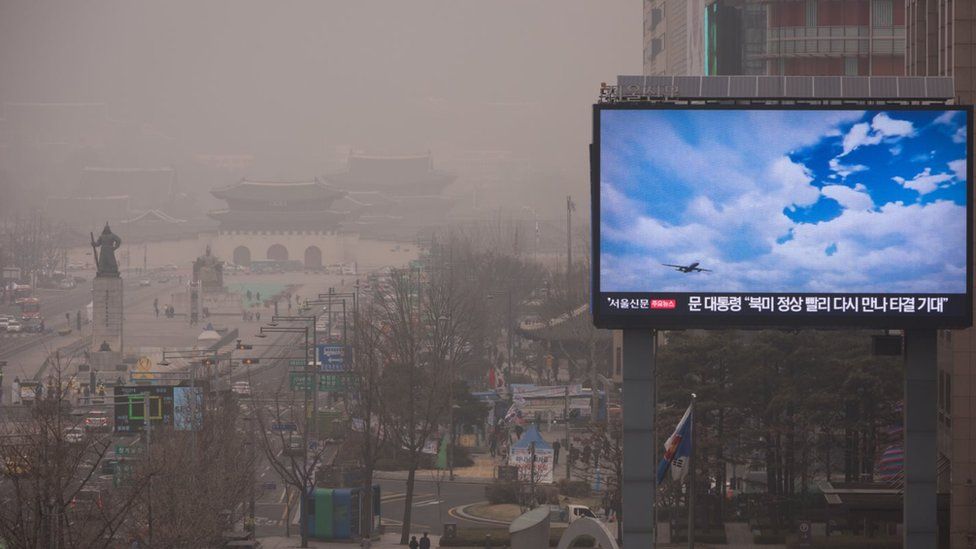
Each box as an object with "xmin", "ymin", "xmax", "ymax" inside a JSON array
[{"xmin": 650, "ymin": 299, "xmax": 676, "ymax": 310}]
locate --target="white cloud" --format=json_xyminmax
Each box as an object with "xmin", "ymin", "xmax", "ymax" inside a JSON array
[
  {"xmin": 952, "ymin": 126, "xmax": 966, "ymax": 144},
  {"xmin": 934, "ymin": 111, "xmax": 960, "ymax": 125},
  {"xmin": 949, "ymin": 159, "xmax": 967, "ymax": 181},
  {"xmin": 769, "ymin": 156, "xmax": 819, "ymax": 207},
  {"xmin": 889, "ymin": 144, "xmax": 903, "ymax": 156},
  {"xmin": 840, "ymin": 113, "xmax": 915, "ymax": 157},
  {"xmin": 893, "ymin": 168, "xmax": 954, "ymax": 195},
  {"xmin": 871, "ymin": 112, "xmax": 914, "ymax": 138},
  {"xmin": 599, "ymin": 110, "xmax": 966, "ymax": 294},
  {"xmin": 840, "ymin": 122, "xmax": 880, "ymax": 156},
  {"xmin": 821, "ymin": 185, "xmax": 874, "ymax": 211},
  {"xmin": 828, "ymin": 157, "xmax": 868, "ymax": 179}
]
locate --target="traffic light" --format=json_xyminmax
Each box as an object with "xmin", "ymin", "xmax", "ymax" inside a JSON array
[{"xmin": 241, "ymin": 358, "xmax": 260, "ymax": 365}]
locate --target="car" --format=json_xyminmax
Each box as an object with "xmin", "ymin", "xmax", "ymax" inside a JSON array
[
  {"xmin": 99, "ymin": 459, "xmax": 117, "ymax": 475},
  {"xmin": 64, "ymin": 427, "xmax": 84, "ymax": 444},
  {"xmin": 5, "ymin": 321, "xmax": 22, "ymax": 333},
  {"xmin": 232, "ymin": 381, "xmax": 252, "ymax": 396},
  {"xmin": 0, "ymin": 318, "xmax": 9, "ymax": 331},
  {"xmin": 57, "ymin": 278, "xmax": 76, "ymax": 290},
  {"xmin": 139, "ymin": 279, "xmax": 151, "ymax": 287},
  {"xmin": 284, "ymin": 436, "xmax": 304, "ymax": 457},
  {"xmin": 84, "ymin": 411, "xmax": 110, "ymax": 432}
]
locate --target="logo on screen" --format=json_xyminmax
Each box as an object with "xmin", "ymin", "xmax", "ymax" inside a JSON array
[{"xmin": 650, "ymin": 299, "xmax": 676, "ymax": 310}]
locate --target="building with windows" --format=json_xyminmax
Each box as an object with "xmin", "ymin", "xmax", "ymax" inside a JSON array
[
  {"xmin": 208, "ymin": 178, "xmax": 350, "ymax": 269},
  {"xmin": 906, "ymin": 1, "xmax": 976, "ymax": 546},
  {"xmin": 762, "ymin": 0, "xmax": 905, "ymax": 76},
  {"xmin": 644, "ymin": 0, "xmax": 707, "ymax": 76},
  {"xmin": 648, "ymin": 0, "xmax": 907, "ymax": 77}
]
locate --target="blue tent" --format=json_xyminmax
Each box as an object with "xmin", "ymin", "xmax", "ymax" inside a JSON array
[{"xmin": 511, "ymin": 424, "xmax": 552, "ymax": 452}]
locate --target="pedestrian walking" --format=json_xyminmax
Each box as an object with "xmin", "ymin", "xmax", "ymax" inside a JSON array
[
  {"xmin": 409, "ymin": 536, "xmax": 419, "ymax": 549},
  {"xmin": 419, "ymin": 532, "xmax": 431, "ymax": 549},
  {"xmin": 553, "ymin": 439, "xmax": 561, "ymax": 466},
  {"xmin": 256, "ymin": 311, "xmax": 261, "ymax": 321}
]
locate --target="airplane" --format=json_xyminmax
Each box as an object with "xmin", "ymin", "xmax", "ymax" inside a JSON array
[{"xmin": 662, "ymin": 262, "xmax": 712, "ymax": 273}]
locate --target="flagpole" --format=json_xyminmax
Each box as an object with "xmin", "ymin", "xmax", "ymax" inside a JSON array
[{"xmin": 688, "ymin": 393, "xmax": 696, "ymax": 549}]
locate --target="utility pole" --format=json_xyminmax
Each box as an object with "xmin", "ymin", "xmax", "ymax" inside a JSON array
[
  {"xmin": 687, "ymin": 394, "xmax": 696, "ymax": 549},
  {"xmin": 564, "ymin": 385, "xmax": 571, "ymax": 480},
  {"xmin": 566, "ymin": 196, "xmax": 573, "ymax": 279}
]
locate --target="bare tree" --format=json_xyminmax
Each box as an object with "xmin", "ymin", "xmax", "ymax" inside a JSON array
[
  {"xmin": 343, "ymin": 300, "xmax": 387, "ymax": 541},
  {"xmin": 373, "ymin": 263, "xmax": 476, "ymax": 544},
  {"xmin": 123, "ymin": 391, "xmax": 254, "ymax": 548},
  {"xmin": 0, "ymin": 355, "xmax": 144, "ymax": 549},
  {"xmin": 253, "ymin": 383, "xmax": 336, "ymax": 548}
]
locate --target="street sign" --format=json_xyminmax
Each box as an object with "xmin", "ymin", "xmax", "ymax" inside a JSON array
[
  {"xmin": 317, "ymin": 345, "xmax": 347, "ymax": 372},
  {"xmin": 115, "ymin": 444, "xmax": 144, "ymax": 457},
  {"xmin": 261, "ymin": 482, "xmax": 277, "ymax": 491},
  {"xmin": 288, "ymin": 359, "xmax": 306, "ymax": 369},
  {"xmin": 289, "ymin": 372, "xmax": 353, "ymax": 392},
  {"xmin": 271, "ymin": 422, "xmax": 297, "ymax": 432}
]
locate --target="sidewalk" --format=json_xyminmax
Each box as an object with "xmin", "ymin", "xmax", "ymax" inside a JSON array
[{"xmin": 259, "ymin": 533, "xmax": 439, "ymax": 548}]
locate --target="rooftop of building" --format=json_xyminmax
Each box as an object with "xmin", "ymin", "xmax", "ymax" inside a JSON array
[{"xmin": 210, "ymin": 177, "xmax": 345, "ymax": 204}]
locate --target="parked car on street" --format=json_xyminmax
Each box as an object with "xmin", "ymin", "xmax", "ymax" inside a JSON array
[
  {"xmin": 139, "ymin": 279, "xmax": 151, "ymax": 287},
  {"xmin": 84, "ymin": 410, "xmax": 110, "ymax": 432},
  {"xmin": 284, "ymin": 436, "xmax": 304, "ymax": 457},
  {"xmin": 5, "ymin": 321, "xmax": 22, "ymax": 333}
]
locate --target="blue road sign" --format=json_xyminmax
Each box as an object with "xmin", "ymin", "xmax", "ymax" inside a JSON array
[
  {"xmin": 271, "ymin": 422, "xmax": 297, "ymax": 432},
  {"xmin": 317, "ymin": 345, "xmax": 346, "ymax": 372},
  {"xmin": 262, "ymin": 482, "xmax": 277, "ymax": 491}
]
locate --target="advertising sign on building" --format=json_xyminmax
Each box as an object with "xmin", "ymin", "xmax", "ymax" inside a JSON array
[{"xmin": 592, "ymin": 104, "xmax": 973, "ymax": 329}]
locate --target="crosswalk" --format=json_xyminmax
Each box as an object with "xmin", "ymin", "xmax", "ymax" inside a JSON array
[{"xmin": 382, "ymin": 491, "xmax": 442, "ymax": 508}]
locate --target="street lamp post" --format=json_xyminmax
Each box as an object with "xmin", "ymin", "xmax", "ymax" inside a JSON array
[{"xmin": 258, "ymin": 322, "xmax": 314, "ymax": 548}]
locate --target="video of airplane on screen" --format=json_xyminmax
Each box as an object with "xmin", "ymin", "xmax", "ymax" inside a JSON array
[{"xmin": 599, "ymin": 108, "xmax": 969, "ymax": 295}]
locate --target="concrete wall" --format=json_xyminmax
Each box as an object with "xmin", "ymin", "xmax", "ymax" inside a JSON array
[{"xmin": 67, "ymin": 233, "xmax": 419, "ymax": 273}]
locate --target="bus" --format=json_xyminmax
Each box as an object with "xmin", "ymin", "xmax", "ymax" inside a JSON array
[{"xmin": 19, "ymin": 297, "xmax": 41, "ymax": 322}]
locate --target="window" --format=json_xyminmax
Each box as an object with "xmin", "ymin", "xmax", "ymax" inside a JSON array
[
  {"xmin": 872, "ymin": 0, "xmax": 893, "ymax": 27},
  {"xmin": 805, "ymin": 0, "xmax": 817, "ymax": 27},
  {"xmin": 844, "ymin": 57, "xmax": 859, "ymax": 76},
  {"xmin": 651, "ymin": 8, "xmax": 663, "ymax": 31},
  {"xmin": 651, "ymin": 37, "xmax": 664, "ymax": 59}
]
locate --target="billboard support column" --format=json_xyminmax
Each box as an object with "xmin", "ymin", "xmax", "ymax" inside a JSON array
[
  {"xmin": 622, "ymin": 329, "xmax": 655, "ymax": 548},
  {"xmin": 904, "ymin": 329, "xmax": 937, "ymax": 549}
]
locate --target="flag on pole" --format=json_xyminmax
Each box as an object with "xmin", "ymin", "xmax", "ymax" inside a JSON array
[{"xmin": 657, "ymin": 402, "xmax": 694, "ymax": 484}]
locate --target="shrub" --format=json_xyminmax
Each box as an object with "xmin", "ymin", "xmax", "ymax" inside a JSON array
[
  {"xmin": 485, "ymin": 482, "xmax": 519, "ymax": 504},
  {"xmin": 754, "ymin": 533, "xmax": 788, "ymax": 544},
  {"xmin": 556, "ymin": 479, "xmax": 591, "ymax": 498}
]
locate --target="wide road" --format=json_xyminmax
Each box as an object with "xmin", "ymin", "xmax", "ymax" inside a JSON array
[{"xmin": 378, "ymin": 478, "xmax": 492, "ymax": 536}]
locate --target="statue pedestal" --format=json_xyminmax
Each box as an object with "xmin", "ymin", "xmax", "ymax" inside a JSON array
[{"xmin": 91, "ymin": 276, "xmax": 124, "ymax": 359}]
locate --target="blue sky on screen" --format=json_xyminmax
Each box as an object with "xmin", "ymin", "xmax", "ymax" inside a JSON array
[{"xmin": 600, "ymin": 108, "xmax": 968, "ymax": 293}]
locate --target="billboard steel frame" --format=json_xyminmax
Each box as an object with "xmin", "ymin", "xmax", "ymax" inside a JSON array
[{"xmin": 599, "ymin": 77, "xmax": 961, "ymax": 549}]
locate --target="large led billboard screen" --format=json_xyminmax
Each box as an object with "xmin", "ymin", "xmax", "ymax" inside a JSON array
[{"xmin": 592, "ymin": 104, "xmax": 972, "ymax": 329}]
